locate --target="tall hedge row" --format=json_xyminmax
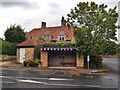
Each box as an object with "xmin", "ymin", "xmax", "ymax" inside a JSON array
[{"xmin": 1, "ymin": 40, "xmax": 17, "ymax": 55}]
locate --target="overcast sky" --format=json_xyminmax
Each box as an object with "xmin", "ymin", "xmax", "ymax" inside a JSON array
[{"xmin": 0, "ymin": 0, "xmax": 119, "ymax": 40}]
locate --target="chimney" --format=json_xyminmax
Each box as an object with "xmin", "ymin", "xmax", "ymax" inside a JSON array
[
  {"xmin": 41, "ymin": 22, "xmax": 46, "ymax": 28},
  {"xmin": 61, "ymin": 16, "xmax": 66, "ymax": 26}
]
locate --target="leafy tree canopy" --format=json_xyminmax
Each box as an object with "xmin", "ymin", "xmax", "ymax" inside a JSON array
[
  {"xmin": 67, "ymin": 2, "xmax": 119, "ymax": 55},
  {"xmin": 4, "ymin": 24, "xmax": 25, "ymax": 43}
]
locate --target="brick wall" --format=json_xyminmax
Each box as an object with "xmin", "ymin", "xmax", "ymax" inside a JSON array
[
  {"xmin": 76, "ymin": 53, "xmax": 84, "ymax": 68},
  {"xmin": 17, "ymin": 48, "xmax": 34, "ymax": 63},
  {"xmin": 0, "ymin": 55, "xmax": 16, "ymax": 61},
  {"xmin": 41, "ymin": 51, "xmax": 48, "ymax": 68},
  {"xmin": 25, "ymin": 48, "xmax": 34, "ymax": 61},
  {"xmin": 17, "ymin": 48, "xmax": 20, "ymax": 62}
]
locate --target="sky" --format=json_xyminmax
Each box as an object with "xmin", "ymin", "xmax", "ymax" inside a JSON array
[{"xmin": 0, "ymin": 0, "xmax": 119, "ymax": 41}]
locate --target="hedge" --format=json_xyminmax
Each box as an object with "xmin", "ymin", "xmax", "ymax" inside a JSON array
[{"xmin": 1, "ymin": 40, "xmax": 17, "ymax": 55}]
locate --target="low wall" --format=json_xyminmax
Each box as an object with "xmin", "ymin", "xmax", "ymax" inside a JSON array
[{"xmin": 0, "ymin": 54, "xmax": 16, "ymax": 61}]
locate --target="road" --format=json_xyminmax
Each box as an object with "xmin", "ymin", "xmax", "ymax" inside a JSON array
[
  {"xmin": 1, "ymin": 58, "xmax": 119, "ymax": 89},
  {"xmin": 103, "ymin": 58, "xmax": 119, "ymax": 72}
]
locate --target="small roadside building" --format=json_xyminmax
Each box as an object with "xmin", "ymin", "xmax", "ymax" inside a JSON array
[{"xmin": 16, "ymin": 17, "xmax": 84, "ymax": 68}]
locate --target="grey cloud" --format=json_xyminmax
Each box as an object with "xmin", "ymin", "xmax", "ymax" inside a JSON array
[
  {"xmin": 48, "ymin": 2, "xmax": 60, "ymax": 9},
  {"xmin": 104, "ymin": 2, "xmax": 118, "ymax": 8},
  {"xmin": 48, "ymin": 2, "xmax": 61, "ymax": 15},
  {"xmin": 1, "ymin": 0, "xmax": 39, "ymax": 9}
]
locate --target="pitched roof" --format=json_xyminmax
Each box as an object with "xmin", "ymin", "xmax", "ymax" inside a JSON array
[
  {"xmin": 17, "ymin": 26, "xmax": 74, "ymax": 47},
  {"xmin": 28, "ymin": 26, "xmax": 74, "ymax": 40},
  {"xmin": 16, "ymin": 39, "xmax": 44, "ymax": 47}
]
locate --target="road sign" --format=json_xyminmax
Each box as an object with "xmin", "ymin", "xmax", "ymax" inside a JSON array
[
  {"xmin": 87, "ymin": 55, "xmax": 90, "ymax": 69},
  {"xmin": 87, "ymin": 55, "xmax": 90, "ymax": 62}
]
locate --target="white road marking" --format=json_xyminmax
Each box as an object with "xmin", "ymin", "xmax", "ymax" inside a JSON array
[
  {"xmin": 1, "ymin": 75, "xmax": 79, "ymax": 87},
  {"xmin": 0, "ymin": 81, "xmax": 13, "ymax": 84},
  {"xmin": 17, "ymin": 76, "xmax": 48, "ymax": 80},
  {"xmin": 0, "ymin": 76, "xmax": 15, "ymax": 80},
  {"xmin": 16, "ymin": 79, "xmax": 47, "ymax": 84},
  {"xmin": 102, "ymin": 77, "xmax": 111, "ymax": 79},
  {"xmin": 49, "ymin": 78, "xmax": 73, "ymax": 81},
  {"xmin": 102, "ymin": 76, "xmax": 116, "ymax": 80},
  {"xmin": 16, "ymin": 79, "xmax": 79, "ymax": 87},
  {"xmin": 1, "ymin": 76, "xmax": 48, "ymax": 80},
  {"xmin": 47, "ymin": 83, "xmax": 80, "ymax": 87},
  {"xmin": 84, "ymin": 85, "xmax": 100, "ymax": 88},
  {"xmin": 0, "ymin": 76, "xmax": 5, "ymax": 78},
  {"xmin": 1, "ymin": 76, "xmax": 73, "ymax": 81}
]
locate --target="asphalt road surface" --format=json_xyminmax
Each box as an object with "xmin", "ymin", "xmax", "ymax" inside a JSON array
[
  {"xmin": 1, "ymin": 58, "xmax": 119, "ymax": 89},
  {"xmin": 103, "ymin": 58, "xmax": 119, "ymax": 72}
]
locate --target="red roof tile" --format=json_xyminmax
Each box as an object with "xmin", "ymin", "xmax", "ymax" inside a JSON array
[
  {"xmin": 17, "ymin": 26, "xmax": 74, "ymax": 47},
  {"xmin": 28, "ymin": 26, "xmax": 74, "ymax": 40},
  {"xmin": 16, "ymin": 39, "xmax": 44, "ymax": 47}
]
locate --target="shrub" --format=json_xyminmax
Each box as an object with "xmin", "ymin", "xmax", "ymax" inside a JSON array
[
  {"xmin": 34, "ymin": 46, "xmax": 41, "ymax": 59},
  {"xmin": 90, "ymin": 55, "xmax": 103, "ymax": 69},
  {"xmin": 24, "ymin": 60, "xmax": 29, "ymax": 67},
  {"xmin": 28, "ymin": 60, "xmax": 39, "ymax": 67},
  {"xmin": 84, "ymin": 55, "xmax": 103, "ymax": 69},
  {"xmin": 24, "ymin": 58, "xmax": 40, "ymax": 67}
]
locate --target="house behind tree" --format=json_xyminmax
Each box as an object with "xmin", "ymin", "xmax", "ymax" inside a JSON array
[{"xmin": 16, "ymin": 17, "xmax": 84, "ymax": 68}]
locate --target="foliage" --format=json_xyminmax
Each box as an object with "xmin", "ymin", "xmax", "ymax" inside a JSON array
[
  {"xmin": 34, "ymin": 45, "xmax": 41, "ymax": 59},
  {"xmin": 40, "ymin": 42, "xmax": 76, "ymax": 48},
  {"xmin": 24, "ymin": 60, "xmax": 29, "ymax": 67},
  {"xmin": 90, "ymin": 55, "xmax": 103, "ymax": 69},
  {"xmin": 1, "ymin": 40, "xmax": 17, "ymax": 55},
  {"xmin": 66, "ymin": 2, "xmax": 118, "ymax": 69},
  {"xmin": 24, "ymin": 58, "xmax": 40, "ymax": 67},
  {"xmin": 58, "ymin": 43, "xmax": 76, "ymax": 47},
  {"xmin": 4, "ymin": 24, "xmax": 25, "ymax": 43},
  {"xmin": 102, "ymin": 41, "xmax": 118, "ymax": 55},
  {"xmin": 67, "ymin": 2, "xmax": 118, "ymax": 55},
  {"xmin": 28, "ymin": 60, "xmax": 39, "ymax": 67},
  {"xmin": 84, "ymin": 55, "xmax": 103, "ymax": 69}
]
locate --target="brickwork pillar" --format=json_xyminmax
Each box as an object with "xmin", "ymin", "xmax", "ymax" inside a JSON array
[
  {"xmin": 76, "ymin": 53, "xmax": 84, "ymax": 68},
  {"xmin": 41, "ymin": 51, "xmax": 48, "ymax": 68}
]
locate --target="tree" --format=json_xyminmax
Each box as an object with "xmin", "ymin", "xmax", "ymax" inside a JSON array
[
  {"xmin": 67, "ymin": 2, "xmax": 118, "ymax": 55},
  {"xmin": 4, "ymin": 24, "xmax": 25, "ymax": 43},
  {"xmin": 67, "ymin": 2, "xmax": 119, "ymax": 68}
]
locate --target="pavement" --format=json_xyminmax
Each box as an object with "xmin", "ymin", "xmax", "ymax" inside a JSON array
[{"xmin": 0, "ymin": 59, "xmax": 109, "ymax": 76}]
